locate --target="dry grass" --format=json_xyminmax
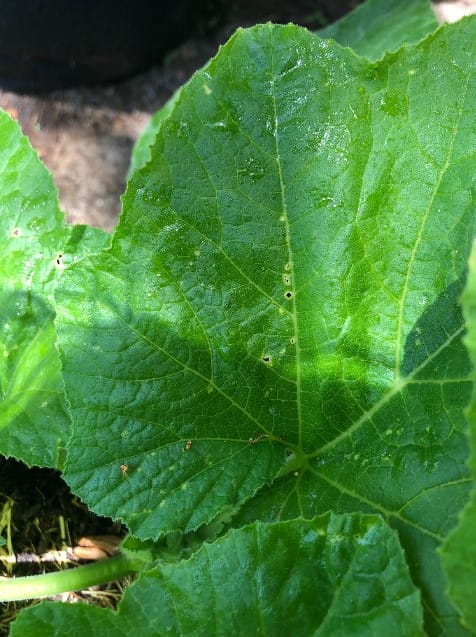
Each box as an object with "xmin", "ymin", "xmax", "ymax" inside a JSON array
[{"xmin": 0, "ymin": 458, "xmax": 129, "ymax": 635}]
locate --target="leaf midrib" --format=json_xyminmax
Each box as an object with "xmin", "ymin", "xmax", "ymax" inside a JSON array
[{"xmin": 269, "ymin": 29, "xmax": 303, "ymax": 450}]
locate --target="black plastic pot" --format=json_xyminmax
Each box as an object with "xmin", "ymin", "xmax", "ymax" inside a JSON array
[{"xmin": 0, "ymin": 1, "xmax": 206, "ymax": 91}]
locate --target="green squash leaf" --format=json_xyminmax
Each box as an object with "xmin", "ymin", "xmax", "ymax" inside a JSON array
[
  {"xmin": 56, "ymin": 18, "xmax": 476, "ymax": 634},
  {"xmin": 0, "ymin": 110, "xmax": 110, "ymax": 468},
  {"xmin": 11, "ymin": 513, "xmax": 425, "ymax": 636},
  {"xmin": 317, "ymin": 0, "xmax": 438, "ymax": 60},
  {"xmin": 440, "ymin": 241, "xmax": 476, "ymax": 634}
]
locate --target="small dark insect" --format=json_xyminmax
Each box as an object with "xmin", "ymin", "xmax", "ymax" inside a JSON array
[{"xmin": 247, "ymin": 433, "xmax": 268, "ymax": 445}]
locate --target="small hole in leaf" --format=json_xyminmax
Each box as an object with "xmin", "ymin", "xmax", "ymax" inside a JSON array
[
  {"xmin": 290, "ymin": 337, "xmax": 296, "ymax": 345},
  {"xmin": 283, "ymin": 273, "xmax": 291, "ymax": 285},
  {"xmin": 10, "ymin": 228, "xmax": 21, "ymax": 238},
  {"xmin": 261, "ymin": 355, "xmax": 272, "ymax": 364},
  {"xmin": 284, "ymin": 291, "xmax": 293, "ymax": 299},
  {"xmin": 55, "ymin": 253, "xmax": 64, "ymax": 269}
]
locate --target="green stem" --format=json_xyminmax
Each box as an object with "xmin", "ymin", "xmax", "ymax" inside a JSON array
[{"xmin": 0, "ymin": 553, "xmax": 136, "ymax": 602}]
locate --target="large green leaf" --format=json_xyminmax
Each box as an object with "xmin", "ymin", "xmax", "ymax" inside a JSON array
[
  {"xmin": 56, "ymin": 18, "xmax": 476, "ymax": 634},
  {"xmin": 440, "ymin": 241, "xmax": 476, "ymax": 633},
  {"xmin": 318, "ymin": 0, "xmax": 438, "ymax": 60},
  {"xmin": 0, "ymin": 111, "xmax": 109, "ymax": 468},
  {"xmin": 11, "ymin": 513, "xmax": 425, "ymax": 636}
]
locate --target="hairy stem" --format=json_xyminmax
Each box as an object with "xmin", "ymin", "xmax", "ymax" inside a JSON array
[{"xmin": 0, "ymin": 553, "xmax": 136, "ymax": 602}]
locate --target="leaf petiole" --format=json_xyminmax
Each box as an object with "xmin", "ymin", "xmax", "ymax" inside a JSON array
[{"xmin": 0, "ymin": 553, "xmax": 136, "ymax": 602}]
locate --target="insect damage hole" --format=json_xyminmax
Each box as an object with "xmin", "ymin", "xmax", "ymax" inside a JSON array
[
  {"xmin": 284, "ymin": 291, "xmax": 293, "ymax": 300},
  {"xmin": 261, "ymin": 354, "xmax": 272, "ymax": 365},
  {"xmin": 55, "ymin": 253, "xmax": 65, "ymax": 269}
]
